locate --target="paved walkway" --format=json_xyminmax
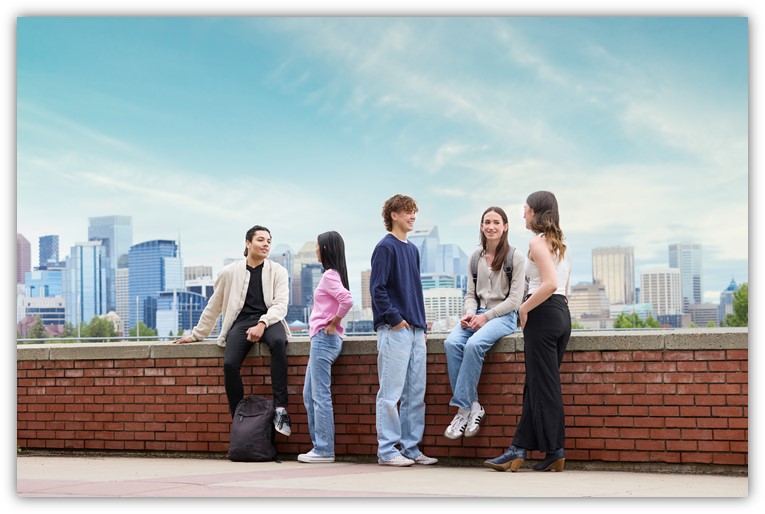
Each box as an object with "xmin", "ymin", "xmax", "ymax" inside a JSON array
[{"xmin": 15, "ymin": 455, "xmax": 748, "ymax": 498}]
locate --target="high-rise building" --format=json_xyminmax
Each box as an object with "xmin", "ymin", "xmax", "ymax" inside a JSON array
[
  {"xmin": 184, "ymin": 265, "xmax": 213, "ymax": 281},
  {"xmin": 409, "ymin": 226, "xmax": 440, "ymax": 274},
  {"xmin": 115, "ymin": 268, "xmax": 130, "ymax": 336},
  {"xmin": 640, "ymin": 266, "xmax": 683, "ymax": 319},
  {"xmin": 436, "ymin": 243, "xmax": 469, "ymax": 276},
  {"xmin": 63, "ymin": 241, "xmax": 109, "ymax": 326},
  {"xmin": 39, "ymin": 235, "xmax": 60, "ymax": 267},
  {"xmin": 155, "ymin": 290, "xmax": 208, "ymax": 338},
  {"xmin": 300, "ymin": 263, "xmax": 324, "ymax": 308},
  {"xmin": 270, "ymin": 244, "xmax": 294, "ymax": 304},
  {"xmin": 17, "ymin": 233, "xmax": 31, "ymax": 284},
  {"xmin": 88, "ymin": 215, "xmax": 133, "ymax": 312},
  {"xmin": 22, "ymin": 296, "xmax": 66, "ymax": 327},
  {"xmin": 719, "ymin": 277, "xmax": 739, "ymax": 321},
  {"xmin": 568, "ymin": 283, "xmax": 611, "ymax": 329},
  {"xmin": 687, "ymin": 303, "xmax": 721, "ymax": 327},
  {"xmin": 25, "ymin": 267, "xmax": 64, "ymax": 298},
  {"xmin": 423, "ymin": 288, "xmax": 464, "ymax": 327},
  {"xmin": 128, "ymin": 240, "xmax": 182, "ymax": 330},
  {"xmin": 421, "ymin": 273, "xmax": 458, "ymax": 290},
  {"xmin": 291, "ymin": 241, "xmax": 317, "ymax": 305},
  {"xmin": 592, "ymin": 246, "xmax": 635, "ymax": 305},
  {"xmin": 668, "ymin": 243, "xmax": 703, "ymax": 312},
  {"xmin": 360, "ymin": 269, "xmax": 372, "ymax": 310}
]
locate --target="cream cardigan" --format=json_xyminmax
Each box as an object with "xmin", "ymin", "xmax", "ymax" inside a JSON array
[{"xmin": 190, "ymin": 258, "xmax": 291, "ymax": 346}]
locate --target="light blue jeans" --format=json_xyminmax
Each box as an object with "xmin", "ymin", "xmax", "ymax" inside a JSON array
[
  {"xmin": 303, "ymin": 329, "xmax": 343, "ymax": 456},
  {"xmin": 375, "ymin": 325, "xmax": 427, "ymax": 462},
  {"xmin": 443, "ymin": 309, "xmax": 517, "ymax": 409}
]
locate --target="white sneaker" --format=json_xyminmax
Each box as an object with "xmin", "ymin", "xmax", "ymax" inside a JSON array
[
  {"xmin": 464, "ymin": 405, "xmax": 486, "ymax": 438},
  {"xmin": 378, "ymin": 454, "xmax": 415, "ymax": 467},
  {"xmin": 412, "ymin": 454, "xmax": 438, "ymax": 465},
  {"xmin": 444, "ymin": 411, "xmax": 468, "ymax": 439},
  {"xmin": 297, "ymin": 449, "xmax": 335, "ymax": 463}
]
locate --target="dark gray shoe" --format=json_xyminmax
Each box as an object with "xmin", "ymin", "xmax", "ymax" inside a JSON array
[{"xmin": 483, "ymin": 445, "xmax": 527, "ymax": 472}]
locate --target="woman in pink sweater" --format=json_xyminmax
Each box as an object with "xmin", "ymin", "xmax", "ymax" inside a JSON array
[{"xmin": 298, "ymin": 231, "xmax": 354, "ymax": 463}]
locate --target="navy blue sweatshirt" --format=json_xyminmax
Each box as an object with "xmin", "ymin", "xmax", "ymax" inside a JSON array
[{"xmin": 370, "ymin": 233, "xmax": 427, "ymax": 331}]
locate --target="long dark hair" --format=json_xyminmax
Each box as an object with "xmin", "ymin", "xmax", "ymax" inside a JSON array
[
  {"xmin": 526, "ymin": 191, "xmax": 567, "ymax": 260},
  {"xmin": 317, "ymin": 231, "xmax": 350, "ymax": 290},
  {"xmin": 480, "ymin": 206, "xmax": 510, "ymax": 272}
]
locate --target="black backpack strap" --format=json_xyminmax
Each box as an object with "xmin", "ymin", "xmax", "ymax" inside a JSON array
[
  {"xmin": 469, "ymin": 249, "xmax": 481, "ymax": 307},
  {"xmin": 504, "ymin": 245, "xmax": 515, "ymax": 299}
]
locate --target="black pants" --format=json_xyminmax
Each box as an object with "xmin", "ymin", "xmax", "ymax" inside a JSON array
[
  {"xmin": 512, "ymin": 294, "xmax": 571, "ymax": 452},
  {"xmin": 224, "ymin": 314, "xmax": 289, "ymax": 417}
]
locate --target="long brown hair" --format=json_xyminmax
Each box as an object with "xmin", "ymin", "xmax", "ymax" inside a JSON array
[
  {"xmin": 480, "ymin": 206, "xmax": 510, "ymax": 272},
  {"xmin": 526, "ymin": 191, "xmax": 567, "ymax": 260}
]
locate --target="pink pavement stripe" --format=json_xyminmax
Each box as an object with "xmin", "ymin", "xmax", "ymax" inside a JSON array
[{"xmin": 18, "ymin": 463, "xmax": 449, "ymax": 498}]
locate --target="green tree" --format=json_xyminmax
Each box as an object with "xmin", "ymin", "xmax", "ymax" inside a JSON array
[
  {"xmin": 82, "ymin": 316, "xmax": 118, "ymax": 339},
  {"xmin": 707, "ymin": 321, "xmax": 717, "ymax": 328},
  {"xmin": 62, "ymin": 322, "xmax": 76, "ymax": 337},
  {"xmin": 28, "ymin": 316, "xmax": 47, "ymax": 339},
  {"xmin": 644, "ymin": 315, "xmax": 660, "ymax": 328},
  {"xmin": 571, "ymin": 321, "xmax": 584, "ymax": 330},
  {"xmin": 724, "ymin": 283, "xmax": 748, "ymax": 327},
  {"xmin": 129, "ymin": 322, "xmax": 158, "ymax": 338},
  {"xmin": 614, "ymin": 312, "xmax": 641, "ymax": 328}
]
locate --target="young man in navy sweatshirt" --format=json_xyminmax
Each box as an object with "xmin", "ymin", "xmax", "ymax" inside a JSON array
[{"xmin": 370, "ymin": 194, "xmax": 437, "ymax": 467}]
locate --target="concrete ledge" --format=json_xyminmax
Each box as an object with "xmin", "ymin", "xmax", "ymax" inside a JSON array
[{"xmin": 17, "ymin": 328, "xmax": 748, "ymax": 361}]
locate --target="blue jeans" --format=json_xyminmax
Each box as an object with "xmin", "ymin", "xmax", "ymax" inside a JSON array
[
  {"xmin": 375, "ymin": 325, "xmax": 427, "ymax": 461},
  {"xmin": 303, "ymin": 329, "xmax": 343, "ymax": 456},
  {"xmin": 443, "ymin": 309, "xmax": 517, "ymax": 409}
]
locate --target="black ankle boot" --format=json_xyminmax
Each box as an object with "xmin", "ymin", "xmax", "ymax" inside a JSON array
[
  {"xmin": 483, "ymin": 445, "xmax": 527, "ymax": 472},
  {"xmin": 533, "ymin": 448, "xmax": 565, "ymax": 472}
]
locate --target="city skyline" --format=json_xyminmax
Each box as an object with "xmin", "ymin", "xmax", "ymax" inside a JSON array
[
  {"xmin": 15, "ymin": 16, "xmax": 749, "ymax": 307},
  {"xmin": 18, "ymin": 221, "xmax": 742, "ymax": 311}
]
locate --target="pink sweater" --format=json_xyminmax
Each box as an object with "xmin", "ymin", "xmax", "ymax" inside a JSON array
[{"xmin": 308, "ymin": 269, "xmax": 354, "ymax": 339}]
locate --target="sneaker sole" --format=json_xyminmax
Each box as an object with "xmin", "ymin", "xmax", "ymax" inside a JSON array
[
  {"xmin": 298, "ymin": 456, "xmax": 335, "ymax": 463},
  {"xmin": 378, "ymin": 460, "xmax": 414, "ymax": 467}
]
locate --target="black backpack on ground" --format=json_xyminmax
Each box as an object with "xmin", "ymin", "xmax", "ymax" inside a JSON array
[{"xmin": 227, "ymin": 395, "xmax": 277, "ymax": 462}]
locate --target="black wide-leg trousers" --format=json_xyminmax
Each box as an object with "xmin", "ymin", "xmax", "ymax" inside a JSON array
[
  {"xmin": 223, "ymin": 314, "xmax": 289, "ymax": 417},
  {"xmin": 512, "ymin": 294, "xmax": 571, "ymax": 452}
]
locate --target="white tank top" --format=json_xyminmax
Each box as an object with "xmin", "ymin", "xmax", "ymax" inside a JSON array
[{"xmin": 525, "ymin": 235, "xmax": 571, "ymax": 296}]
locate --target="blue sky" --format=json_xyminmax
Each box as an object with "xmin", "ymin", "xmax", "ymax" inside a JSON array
[{"xmin": 14, "ymin": 15, "xmax": 750, "ymax": 305}]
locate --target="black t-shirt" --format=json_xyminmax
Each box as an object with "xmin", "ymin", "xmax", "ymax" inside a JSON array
[{"xmin": 235, "ymin": 263, "xmax": 268, "ymax": 324}]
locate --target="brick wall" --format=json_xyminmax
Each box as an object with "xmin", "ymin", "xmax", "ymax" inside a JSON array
[{"xmin": 17, "ymin": 329, "xmax": 748, "ymax": 471}]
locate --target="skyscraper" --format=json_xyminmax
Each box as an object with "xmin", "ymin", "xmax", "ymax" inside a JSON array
[
  {"xmin": 409, "ymin": 226, "xmax": 440, "ymax": 274},
  {"xmin": 17, "ymin": 233, "xmax": 31, "ymax": 284},
  {"xmin": 640, "ymin": 266, "xmax": 682, "ymax": 321},
  {"xmin": 115, "ymin": 268, "xmax": 130, "ymax": 336},
  {"xmin": 88, "ymin": 215, "xmax": 133, "ymax": 312},
  {"xmin": 63, "ymin": 241, "xmax": 108, "ymax": 326},
  {"xmin": 360, "ymin": 269, "xmax": 372, "ymax": 310},
  {"xmin": 39, "ymin": 234, "xmax": 60, "ymax": 267},
  {"xmin": 300, "ymin": 263, "xmax": 324, "ymax": 308},
  {"xmin": 568, "ymin": 283, "xmax": 611, "ymax": 329},
  {"xmin": 592, "ymin": 246, "xmax": 635, "ymax": 305},
  {"xmin": 668, "ymin": 242, "xmax": 703, "ymax": 312},
  {"xmin": 719, "ymin": 277, "xmax": 739, "ymax": 321},
  {"xmin": 128, "ymin": 240, "xmax": 182, "ymax": 330}
]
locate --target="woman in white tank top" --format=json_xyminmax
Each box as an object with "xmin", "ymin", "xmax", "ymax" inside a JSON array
[{"xmin": 484, "ymin": 191, "xmax": 572, "ymax": 473}]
